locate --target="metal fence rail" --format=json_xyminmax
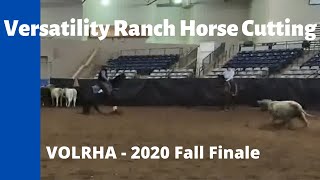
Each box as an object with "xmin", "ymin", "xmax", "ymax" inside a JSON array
[
  {"xmin": 119, "ymin": 47, "xmax": 184, "ymax": 56},
  {"xmin": 199, "ymin": 43, "xmax": 226, "ymax": 76}
]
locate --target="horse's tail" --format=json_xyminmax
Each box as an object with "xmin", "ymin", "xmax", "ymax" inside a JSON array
[{"xmin": 59, "ymin": 88, "xmax": 65, "ymax": 97}]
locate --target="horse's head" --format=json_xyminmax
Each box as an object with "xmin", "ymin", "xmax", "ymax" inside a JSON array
[
  {"xmin": 217, "ymin": 75, "xmax": 227, "ymax": 85},
  {"xmin": 110, "ymin": 73, "xmax": 127, "ymax": 88},
  {"xmin": 217, "ymin": 75, "xmax": 225, "ymax": 81}
]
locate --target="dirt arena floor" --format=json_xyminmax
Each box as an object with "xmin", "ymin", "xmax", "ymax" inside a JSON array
[{"xmin": 41, "ymin": 106, "xmax": 320, "ymax": 180}]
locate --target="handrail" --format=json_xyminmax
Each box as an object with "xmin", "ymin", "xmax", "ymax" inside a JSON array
[
  {"xmin": 72, "ymin": 48, "xmax": 99, "ymax": 79},
  {"xmin": 199, "ymin": 43, "xmax": 226, "ymax": 76},
  {"xmin": 178, "ymin": 45, "xmax": 199, "ymax": 68},
  {"xmin": 239, "ymin": 39, "xmax": 320, "ymax": 51},
  {"xmin": 119, "ymin": 47, "xmax": 185, "ymax": 56}
]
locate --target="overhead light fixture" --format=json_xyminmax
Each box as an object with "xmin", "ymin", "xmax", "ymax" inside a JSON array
[
  {"xmin": 100, "ymin": 0, "xmax": 110, "ymax": 6},
  {"xmin": 173, "ymin": 0, "xmax": 183, "ymax": 4}
]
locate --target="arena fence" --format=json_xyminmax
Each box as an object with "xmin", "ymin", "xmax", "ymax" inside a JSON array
[
  {"xmin": 240, "ymin": 39, "xmax": 320, "ymax": 51},
  {"xmin": 42, "ymin": 78, "xmax": 320, "ymax": 109}
]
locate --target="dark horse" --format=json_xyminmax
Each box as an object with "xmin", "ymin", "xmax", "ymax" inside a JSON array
[
  {"xmin": 217, "ymin": 75, "xmax": 238, "ymax": 111},
  {"xmin": 80, "ymin": 73, "xmax": 126, "ymax": 115}
]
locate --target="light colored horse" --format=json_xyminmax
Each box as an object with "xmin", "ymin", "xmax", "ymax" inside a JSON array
[{"xmin": 63, "ymin": 88, "xmax": 78, "ymax": 108}]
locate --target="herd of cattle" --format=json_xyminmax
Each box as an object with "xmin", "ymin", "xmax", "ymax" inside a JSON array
[{"xmin": 44, "ymin": 85, "xmax": 78, "ymax": 108}]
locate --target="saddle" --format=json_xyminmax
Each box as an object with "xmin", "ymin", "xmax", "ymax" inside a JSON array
[
  {"xmin": 93, "ymin": 81, "xmax": 117, "ymax": 96},
  {"xmin": 91, "ymin": 85, "xmax": 103, "ymax": 94}
]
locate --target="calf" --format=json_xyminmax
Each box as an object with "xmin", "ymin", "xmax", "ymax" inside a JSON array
[
  {"xmin": 63, "ymin": 88, "xmax": 78, "ymax": 107},
  {"xmin": 50, "ymin": 87, "xmax": 63, "ymax": 107},
  {"xmin": 257, "ymin": 99, "xmax": 313, "ymax": 128}
]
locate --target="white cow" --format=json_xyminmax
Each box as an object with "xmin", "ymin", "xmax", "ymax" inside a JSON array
[
  {"xmin": 63, "ymin": 88, "xmax": 78, "ymax": 108},
  {"xmin": 49, "ymin": 87, "xmax": 64, "ymax": 107},
  {"xmin": 257, "ymin": 99, "xmax": 313, "ymax": 128}
]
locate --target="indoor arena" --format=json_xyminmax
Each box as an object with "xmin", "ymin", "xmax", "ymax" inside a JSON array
[{"xmin": 41, "ymin": 0, "xmax": 320, "ymax": 179}]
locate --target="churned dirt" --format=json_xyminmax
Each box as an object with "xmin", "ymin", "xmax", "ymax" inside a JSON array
[{"xmin": 41, "ymin": 106, "xmax": 320, "ymax": 180}]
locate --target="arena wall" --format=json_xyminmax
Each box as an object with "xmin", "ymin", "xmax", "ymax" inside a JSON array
[
  {"xmin": 189, "ymin": 0, "xmax": 250, "ymax": 45},
  {"xmin": 83, "ymin": 0, "xmax": 151, "ymax": 25},
  {"xmin": 45, "ymin": 78, "xmax": 320, "ymax": 109},
  {"xmin": 83, "ymin": 0, "xmax": 250, "ymax": 45},
  {"xmin": 146, "ymin": 5, "xmax": 190, "ymax": 44},
  {"xmin": 41, "ymin": 5, "xmax": 83, "ymax": 40},
  {"xmin": 250, "ymin": 0, "xmax": 320, "ymax": 43}
]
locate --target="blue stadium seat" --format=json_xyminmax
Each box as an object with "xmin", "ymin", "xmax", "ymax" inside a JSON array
[
  {"xmin": 302, "ymin": 52, "xmax": 320, "ymax": 67},
  {"xmin": 223, "ymin": 48, "xmax": 303, "ymax": 73},
  {"xmin": 105, "ymin": 54, "xmax": 179, "ymax": 74}
]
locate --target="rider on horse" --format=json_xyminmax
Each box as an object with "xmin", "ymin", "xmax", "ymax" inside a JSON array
[
  {"xmin": 97, "ymin": 68, "xmax": 113, "ymax": 96},
  {"xmin": 221, "ymin": 68, "xmax": 238, "ymax": 111}
]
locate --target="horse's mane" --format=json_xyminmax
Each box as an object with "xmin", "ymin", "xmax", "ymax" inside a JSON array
[{"xmin": 110, "ymin": 73, "xmax": 126, "ymax": 88}]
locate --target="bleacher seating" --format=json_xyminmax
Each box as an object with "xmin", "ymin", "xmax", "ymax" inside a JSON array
[
  {"xmin": 224, "ymin": 48, "xmax": 303, "ymax": 73},
  {"xmin": 148, "ymin": 69, "xmax": 194, "ymax": 79},
  {"xmin": 302, "ymin": 52, "xmax": 320, "ymax": 67},
  {"xmin": 205, "ymin": 67, "xmax": 269, "ymax": 79},
  {"xmin": 105, "ymin": 54, "xmax": 179, "ymax": 75},
  {"xmin": 279, "ymin": 51, "xmax": 320, "ymax": 78},
  {"xmin": 281, "ymin": 51, "xmax": 320, "ymax": 78},
  {"xmin": 281, "ymin": 66, "xmax": 320, "ymax": 78}
]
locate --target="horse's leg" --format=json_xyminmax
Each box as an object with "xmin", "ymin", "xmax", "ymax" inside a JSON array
[
  {"xmin": 224, "ymin": 93, "xmax": 231, "ymax": 111},
  {"xmin": 227, "ymin": 94, "xmax": 232, "ymax": 110},
  {"xmin": 94, "ymin": 104, "xmax": 104, "ymax": 114},
  {"xmin": 223, "ymin": 93, "xmax": 226, "ymax": 110},
  {"xmin": 231, "ymin": 95, "xmax": 236, "ymax": 110},
  {"xmin": 82, "ymin": 98, "xmax": 91, "ymax": 114},
  {"xmin": 223, "ymin": 83, "xmax": 231, "ymax": 111},
  {"xmin": 82, "ymin": 104, "xmax": 90, "ymax": 114}
]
